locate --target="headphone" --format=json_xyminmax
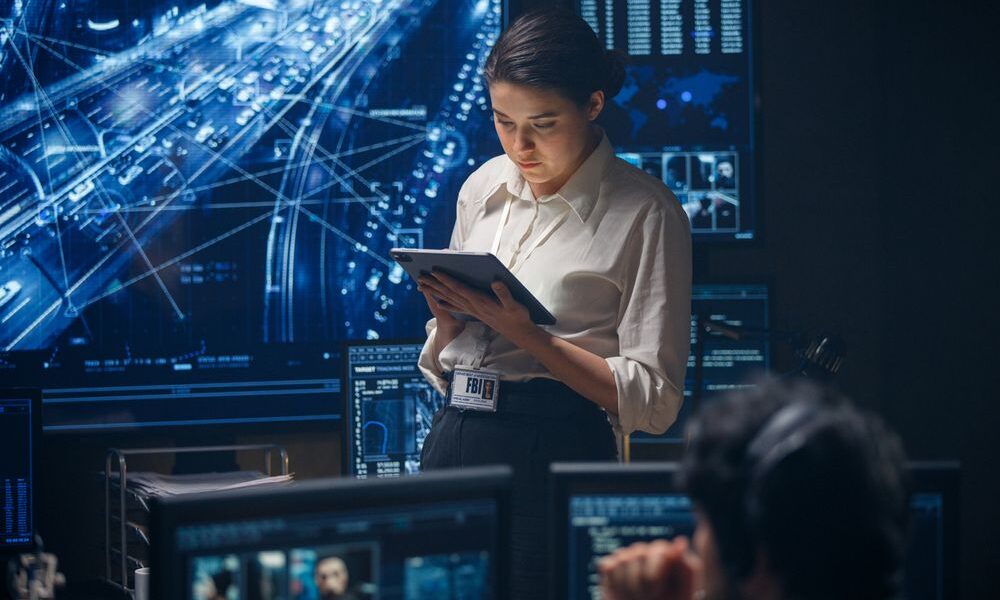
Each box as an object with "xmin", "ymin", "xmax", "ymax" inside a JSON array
[
  {"xmin": 736, "ymin": 399, "xmax": 906, "ymax": 598},
  {"xmin": 742, "ymin": 400, "xmax": 836, "ymax": 529}
]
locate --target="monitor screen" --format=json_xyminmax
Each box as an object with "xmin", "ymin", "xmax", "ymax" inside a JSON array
[
  {"xmin": 0, "ymin": 0, "xmax": 504, "ymax": 432},
  {"xmin": 574, "ymin": 0, "xmax": 757, "ymax": 240},
  {"xmin": 631, "ymin": 283, "xmax": 769, "ymax": 444},
  {"xmin": 151, "ymin": 466, "xmax": 511, "ymax": 600},
  {"xmin": 550, "ymin": 462, "xmax": 692, "ymax": 599},
  {"xmin": 552, "ymin": 461, "xmax": 958, "ymax": 600},
  {"xmin": 905, "ymin": 462, "xmax": 960, "ymax": 600},
  {"xmin": 342, "ymin": 341, "xmax": 446, "ymax": 478},
  {"xmin": 0, "ymin": 389, "xmax": 39, "ymax": 550}
]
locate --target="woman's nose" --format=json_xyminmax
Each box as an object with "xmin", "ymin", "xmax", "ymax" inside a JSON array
[{"xmin": 513, "ymin": 130, "xmax": 535, "ymax": 153}]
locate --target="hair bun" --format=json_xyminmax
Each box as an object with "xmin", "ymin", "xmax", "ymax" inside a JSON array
[{"xmin": 603, "ymin": 49, "xmax": 628, "ymax": 99}]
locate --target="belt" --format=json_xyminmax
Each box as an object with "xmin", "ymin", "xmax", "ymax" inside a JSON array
[{"xmin": 443, "ymin": 373, "xmax": 606, "ymax": 420}]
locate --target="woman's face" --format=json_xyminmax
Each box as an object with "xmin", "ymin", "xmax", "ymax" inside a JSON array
[{"xmin": 488, "ymin": 81, "xmax": 604, "ymax": 197}]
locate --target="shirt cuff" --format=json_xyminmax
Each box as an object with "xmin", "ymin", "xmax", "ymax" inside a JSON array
[{"xmin": 605, "ymin": 356, "xmax": 683, "ymax": 436}]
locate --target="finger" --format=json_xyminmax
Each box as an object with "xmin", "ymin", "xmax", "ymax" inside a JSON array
[
  {"xmin": 417, "ymin": 276, "xmax": 451, "ymax": 297},
  {"xmin": 430, "ymin": 271, "xmax": 493, "ymax": 306},
  {"xmin": 643, "ymin": 542, "xmax": 672, "ymax": 586},
  {"xmin": 490, "ymin": 281, "xmax": 517, "ymax": 308},
  {"xmin": 429, "ymin": 269, "xmax": 469, "ymax": 292},
  {"xmin": 437, "ymin": 300, "xmax": 464, "ymax": 313},
  {"xmin": 622, "ymin": 549, "xmax": 646, "ymax": 596},
  {"xmin": 419, "ymin": 280, "xmax": 467, "ymax": 310},
  {"xmin": 600, "ymin": 558, "xmax": 630, "ymax": 600},
  {"xmin": 663, "ymin": 541, "xmax": 697, "ymax": 600},
  {"xmin": 421, "ymin": 289, "xmax": 467, "ymax": 316}
]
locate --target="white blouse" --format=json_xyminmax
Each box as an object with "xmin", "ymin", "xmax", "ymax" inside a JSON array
[{"xmin": 417, "ymin": 131, "xmax": 692, "ymax": 436}]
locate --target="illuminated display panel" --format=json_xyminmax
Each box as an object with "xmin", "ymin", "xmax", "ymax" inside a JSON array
[
  {"xmin": 0, "ymin": 0, "xmax": 503, "ymax": 432},
  {"xmin": 576, "ymin": 0, "xmax": 757, "ymax": 240},
  {"xmin": 343, "ymin": 341, "xmax": 445, "ymax": 478}
]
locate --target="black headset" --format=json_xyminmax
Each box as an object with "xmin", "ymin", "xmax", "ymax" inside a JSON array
[
  {"xmin": 737, "ymin": 399, "xmax": 906, "ymax": 598},
  {"xmin": 742, "ymin": 400, "xmax": 836, "ymax": 528}
]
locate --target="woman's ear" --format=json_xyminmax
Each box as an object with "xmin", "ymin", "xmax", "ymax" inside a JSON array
[{"xmin": 587, "ymin": 90, "xmax": 605, "ymax": 121}]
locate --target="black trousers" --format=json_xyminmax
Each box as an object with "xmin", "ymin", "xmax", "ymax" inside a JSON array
[{"xmin": 420, "ymin": 378, "xmax": 618, "ymax": 600}]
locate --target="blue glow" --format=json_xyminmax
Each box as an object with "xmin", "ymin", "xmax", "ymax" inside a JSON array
[
  {"xmin": 681, "ymin": 91, "xmax": 693, "ymax": 103},
  {"xmin": 656, "ymin": 98, "xmax": 667, "ymax": 110}
]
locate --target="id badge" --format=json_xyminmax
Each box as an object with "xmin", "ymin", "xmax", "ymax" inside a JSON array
[{"xmin": 449, "ymin": 365, "xmax": 501, "ymax": 412}]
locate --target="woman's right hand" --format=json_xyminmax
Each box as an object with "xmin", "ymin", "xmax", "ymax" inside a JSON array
[{"xmin": 419, "ymin": 286, "xmax": 466, "ymax": 346}]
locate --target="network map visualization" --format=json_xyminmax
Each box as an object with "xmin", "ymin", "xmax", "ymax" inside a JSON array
[{"xmin": 0, "ymin": 0, "xmax": 504, "ymax": 388}]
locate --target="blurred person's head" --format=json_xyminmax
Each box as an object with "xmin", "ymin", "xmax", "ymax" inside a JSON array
[
  {"xmin": 313, "ymin": 556, "xmax": 350, "ymax": 599},
  {"xmin": 194, "ymin": 570, "xmax": 233, "ymax": 600},
  {"xmin": 681, "ymin": 379, "xmax": 910, "ymax": 600}
]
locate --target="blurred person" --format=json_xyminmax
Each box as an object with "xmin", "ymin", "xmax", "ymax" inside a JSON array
[
  {"xmin": 314, "ymin": 556, "xmax": 357, "ymax": 600},
  {"xmin": 600, "ymin": 379, "xmax": 910, "ymax": 600}
]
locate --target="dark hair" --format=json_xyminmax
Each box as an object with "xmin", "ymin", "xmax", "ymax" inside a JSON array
[
  {"xmin": 680, "ymin": 379, "xmax": 910, "ymax": 600},
  {"xmin": 484, "ymin": 8, "xmax": 627, "ymax": 105},
  {"xmin": 211, "ymin": 570, "xmax": 234, "ymax": 597}
]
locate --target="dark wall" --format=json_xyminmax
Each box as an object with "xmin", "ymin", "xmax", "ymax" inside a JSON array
[{"xmin": 705, "ymin": 0, "xmax": 999, "ymax": 595}]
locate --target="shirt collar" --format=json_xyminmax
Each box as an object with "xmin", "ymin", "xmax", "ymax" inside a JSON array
[{"xmin": 473, "ymin": 130, "xmax": 613, "ymax": 223}]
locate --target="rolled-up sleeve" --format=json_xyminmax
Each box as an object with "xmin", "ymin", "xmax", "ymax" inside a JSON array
[
  {"xmin": 417, "ymin": 185, "xmax": 472, "ymax": 394},
  {"xmin": 605, "ymin": 201, "xmax": 692, "ymax": 435}
]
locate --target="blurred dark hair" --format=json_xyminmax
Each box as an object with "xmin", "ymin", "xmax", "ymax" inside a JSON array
[
  {"xmin": 211, "ymin": 570, "xmax": 234, "ymax": 598},
  {"xmin": 680, "ymin": 378, "xmax": 910, "ymax": 600},
  {"xmin": 484, "ymin": 7, "xmax": 627, "ymax": 105}
]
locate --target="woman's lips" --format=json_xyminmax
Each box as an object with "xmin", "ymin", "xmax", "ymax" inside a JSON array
[{"xmin": 518, "ymin": 161, "xmax": 541, "ymax": 169}]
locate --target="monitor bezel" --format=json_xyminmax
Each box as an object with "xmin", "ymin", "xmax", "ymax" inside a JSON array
[
  {"xmin": 548, "ymin": 461, "xmax": 685, "ymax": 599},
  {"xmin": 0, "ymin": 387, "xmax": 42, "ymax": 554},
  {"xmin": 150, "ymin": 465, "xmax": 512, "ymax": 600},
  {"xmin": 3, "ymin": 347, "xmax": 344, "ymax": 441}
]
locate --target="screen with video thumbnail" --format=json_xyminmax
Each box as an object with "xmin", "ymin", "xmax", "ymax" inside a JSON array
[
  {"xmin": 550, "ymin": 463, "xmax": 693, "ymax": 600},
  {"xmin": 343, "ymin": 341, "xmax": 446, "ymax": 478},
  {"xmin": 152, "ymin": 468, "xmax": 509, "ymax": 600},
  {"xmin": 631, "ymin": 283, "xmax": 769, "ymax": 444},
  {"xmin": 0, "ymin": 392, "xmax": 37, "ymax": 549},
  {"xmin": 0, "ymin": 0, "xmax": 504, "ymax": 432},
  {"xmin": 180, "ymin": 505, "xmax": 496, "ymax": 600},
  {"xmin": 574, "ymin": 0, "xmax": 757, "ymax": 240}
]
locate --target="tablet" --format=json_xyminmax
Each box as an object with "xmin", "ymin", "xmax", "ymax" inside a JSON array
[{"xmin": 391, "ymin": 248, "xmax": 556, "ymax": 325}]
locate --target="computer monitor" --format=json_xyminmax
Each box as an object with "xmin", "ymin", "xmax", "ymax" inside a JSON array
[
  {"xmin": 573, "ymin": 0, "xmax": 758, "ymax": 241},
  {"xmin": 549, "ymin": 462, "xmax": 692, "ymax": 600},
  {"xmin": 905, "ymin": 461, "xmax": 960, "ymax": 600},
  {"xmin": 0, "ymin": 0, "xmax": 505, "ymax": 433},
  {"xmin": 150, "ymin": 466, "xmax": 511, "ymax": 600},
  {"xmin": 631, "ymin": 283, "xmax": 770, "ymax": 444},
  {"xmin": 341, "ymin": 340, "xmax": 446, "ymax": 478},
  {"xmin": 0, "ymin": 388, "xmax": 40, "ymax": 552}
]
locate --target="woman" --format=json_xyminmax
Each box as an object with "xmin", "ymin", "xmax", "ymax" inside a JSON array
[{"xmin": 416, "ymin": 8, "xmax": 692, "ymax": 597}]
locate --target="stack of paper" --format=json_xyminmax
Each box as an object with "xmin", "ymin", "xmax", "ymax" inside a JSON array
[{"xmin": 114, "ymin": 470, "xmax": 293, "ymax": 499}]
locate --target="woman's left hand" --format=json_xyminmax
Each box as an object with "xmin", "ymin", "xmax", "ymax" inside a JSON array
[{"xmin": 417, "ymin": 270, "xmax": 538, "ymax": 342}]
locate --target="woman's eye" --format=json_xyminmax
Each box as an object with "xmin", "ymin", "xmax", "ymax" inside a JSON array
[{"xmin": 535, "ymin": 122, "xmax": 554, "ymax": 130}]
